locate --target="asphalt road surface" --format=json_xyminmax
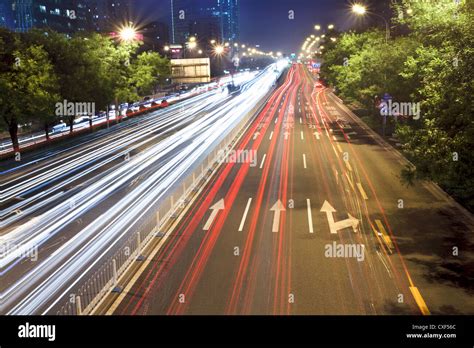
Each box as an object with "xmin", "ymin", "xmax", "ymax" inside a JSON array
[
  {"xmin": 108, "ymin": 64, "xmax": 474, "ymax": 315},
  {"xmin": 0, "ymin": 66, "xmax": 283, "ymax": 314}
]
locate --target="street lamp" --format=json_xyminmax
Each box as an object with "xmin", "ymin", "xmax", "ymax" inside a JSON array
[
  {"xmin": 352, "ymin": 3, "xmax": 390, "ymax": 43},
  {"xmin": 164, "ymin": 45, "xmax": 170, "ymax": 51},
  {"xmin": 352, "ymin": 3, "xmax": 366, "ymax": 15},
  {"xmin": 328, "ymin": 24, "xmax": 335, "ymax": 30},
  {"xmin": 314, "ymin": 25, "xmax": 321, "ymax": 30},
  {"xmin": 214, "ymin": 45, "xmax": 225, "ymax": 55},
  {"xmin": 118, "ymin": 26, "xmax": 137, "ymax": 42}
]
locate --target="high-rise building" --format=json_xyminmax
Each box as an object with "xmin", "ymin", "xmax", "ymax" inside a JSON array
[
  {"xmin": 11, "ymin": 0, "xmax": 33, "ymax": 32},
  {"xmin": 1, "ymin": 0, "xmax": 131, "ymax": 33},
  {"xmin": 141, "ymin": 20, "xmax": 170, "ymax": 51},
  {"xmin": 170, "ymin": 0, "xmax": 239, "ymax": 45},
  {"xmin": 212, "ymin": 0, "xmax": 239, "ymax": 42},
  {"xmin": 101, "ymin": 0, "xmax": 130, "ymax": 29},
  {"xmin": 0, "ymin": 0, "xmax": 13, "ymax": 28},
  {"xmin": 31, "ymin": 0, "xmax": 97, "ymax": 33}
]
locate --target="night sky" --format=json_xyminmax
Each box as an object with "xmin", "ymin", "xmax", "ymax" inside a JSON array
[{"xmin": 134, "ymin": 0, "xmax": 360, "ymax": 53}]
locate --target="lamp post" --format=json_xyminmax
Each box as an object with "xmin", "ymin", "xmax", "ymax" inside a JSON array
[{"xmin": 352, "ymin": 3, "xmax": 390, "ymax": 43}]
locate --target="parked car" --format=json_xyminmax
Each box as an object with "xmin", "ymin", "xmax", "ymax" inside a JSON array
[{"xmin": 52, "ymin": 122, "xmax": 67, "ymax": 134}]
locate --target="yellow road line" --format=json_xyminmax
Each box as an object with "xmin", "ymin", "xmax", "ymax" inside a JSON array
[
  {"xmin": 345, "ymin": 161, "xmax": 353, "ymax": 172},
  {"xmin": 375, "ymin": 219, "xmax": 394, "ymax": 250},
  {"xmin": 356, "ymin": 183, "xmax": 369, "ymax": 200},
  {"xmin": 410, "ymin": 287, "xmax": 430, "ymax": 315},
  {"xmin": 345, "ymin": 172, "xmax": 355, "ymax": 190}
]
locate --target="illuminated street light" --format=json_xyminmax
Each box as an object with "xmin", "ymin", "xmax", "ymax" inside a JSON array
[
  {"xmin": 214, "ymin": 45, "xmax": 225, "ymax": 55},
  {"xmin": 352, "ymin": 3, "xmax": 390, "ymax": 43},
  {"xmin": 328, "ymin": 24, "xmax": 335, "ymax": 30},
  {"xmin": 187, "ymin": 41, "xmax": 197, "ymax": 49},
  {"xmin": 164, "ymin": 45, "xmax": 170, "ymax": 51},
  {"xmin": 277, "ymin": 52, "xmax": 282, "ymax": 57},
  {"xmin": 189, "ymin": 36, "xmax": 196, "ymax": 42},
  {"xmin": 314, "ymin": 25, "xmax": 321, "ymax": 30},
  {"xmin": 198, "ymin": 49, "xmax": 203, "ymax": 54},
  {"xmin": 352, "ymin": 3, "xmax": 367, "ymax": 15},
  {"xmin": 210, "ymin": 39, "xmax": 216, "ymax": 44},
  {"xmin": 118, "ymin": 26, "xmax": 137, "ymax": 42}
]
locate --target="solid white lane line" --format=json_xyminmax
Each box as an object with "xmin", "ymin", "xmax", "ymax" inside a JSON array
[
  {"xmin": 301, "ymin": 131, "xmax": 304, "ymax": 140},
  {"xmin": 307, "ymin": 199, "xmax": 314, "ymax": 233},
  {"xmin": 303, "ymin": 154, "xmax": 307, "ymax": 169},
  {"xmin": 260, "ymin": 154, "xmax": 267, "ymax": 169},
  {"xmin": 238, "ymin": 198, "xmax": 253, "ymax": 232}
]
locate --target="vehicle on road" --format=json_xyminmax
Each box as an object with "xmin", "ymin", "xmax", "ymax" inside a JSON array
[{"xmin": 51, "ymin": 122, "xmax": 67, "ymax": 134}]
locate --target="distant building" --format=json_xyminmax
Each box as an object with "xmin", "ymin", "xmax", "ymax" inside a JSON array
[
  {"xmin": 11, "ymin": 0, "xmax": 33, "ymax": 32},
  {"xmin": 100, "ymin": 0, "xmax": 130, "ymax": 30},
  {"xmin": 141, "ymin": 20, "xmax": 170, "ymax": 52},
  {"xmin": 209, "ymin": 0, "xmax": 239, "ymax": 42},
  {"xmin": 0, "ymin": 0, "xmax": 14, "ymax": 28},
  {"xmin": 31, "ymin": 0, "xmax": 96, "ymax": 34},
  {"xmin": 170, "ymin": 0, "xmax": 239, "ymax": 45},
  {"xmin": 171, "ymin": 57, "xmax": 211, "ymax": 84},
  {"xmin": 1, "ymin": 0, "xmax": 131, "ymax": 33}
]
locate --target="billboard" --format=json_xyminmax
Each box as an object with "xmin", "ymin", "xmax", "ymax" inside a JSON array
[{"xmin": 171, "ymin": 58, "xmax": 211, "ymax": 84}]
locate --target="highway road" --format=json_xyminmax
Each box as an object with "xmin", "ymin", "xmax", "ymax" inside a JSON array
[
  {"xmin": 106, "ymin": 64, "xmax": 474, "ymax": 315},
  {"xmin": 0, "ymin": 65, "xmax": 285, "ymax": 314}
]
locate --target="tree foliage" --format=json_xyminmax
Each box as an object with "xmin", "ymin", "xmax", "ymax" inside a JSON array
[
  {"xmin": 0, "ymin": 29, "xmax": 171, "ymax": 148},
  {"xmin": 320, "ymin": 0, "xmax": 473, "ymax": 210}
]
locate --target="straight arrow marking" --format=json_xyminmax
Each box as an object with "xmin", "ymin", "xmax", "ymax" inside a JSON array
[
  {"xmin": 270, "ymin": 200, "xmax": 286, "ymax": 233},
  {"xmin": 320, "ymin": 200, "xmax": 359, "ymax": 234},
  {"xmin": 203, "ymin": 199, "xmax": 225, "ymax": 231}
]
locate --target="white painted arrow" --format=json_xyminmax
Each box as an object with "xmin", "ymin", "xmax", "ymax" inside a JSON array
[
  {"xmin": 270, "ymin": 200, "xmax": 286, "ymax": 232},
  {"xmin": 253, "ymin": 132, "xmax": 260, "ymax": 140},
  {"xmin": 203, "ymin": 199, "xmax": 225, "ymax": 230},
  {"xmin": 320, "ymin": 200, "xmax": 359, "ymax": 234}
]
